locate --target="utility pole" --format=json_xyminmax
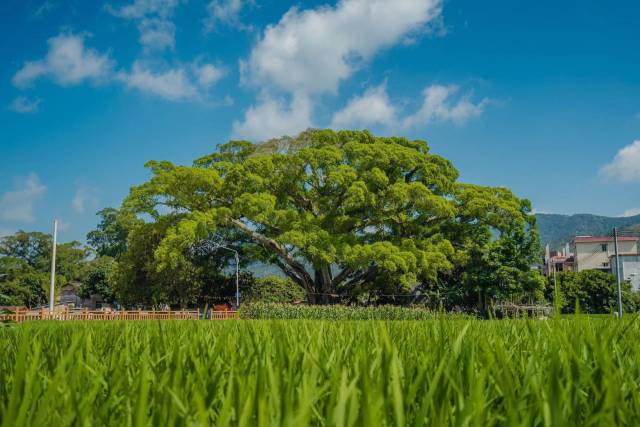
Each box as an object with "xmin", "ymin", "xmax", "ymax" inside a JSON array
[
  {"xmin": 613, "ymin": 227, "xmax": 623, "ymax": 318},
  {"xmin": 49, "ymin": 219, "xmax": 58, "ymax": 314},
  {"xmin": 553, "ymin": 259, "xmax": 558, "ymax": 305}
]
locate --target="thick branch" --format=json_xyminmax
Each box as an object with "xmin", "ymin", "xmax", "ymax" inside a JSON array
[
  {"xmin": 331, "ymin": 266, "xmax": 355, "ymax": 288},
  {"xmin": 341, "ymin": 265, "xmax": 378, "ymax": 290},
  {"xmin": 229, "ymin": 218, "xmax": 315, "ymax": 290}
]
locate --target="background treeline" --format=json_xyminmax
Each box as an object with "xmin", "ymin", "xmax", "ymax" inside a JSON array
[
  {"xmin": 1, "ymin": 130, "xmax": 636, "ymax": 314},
  {"xmin": 536, "ymin": 212, "xmax": 640, "ymax": 248}
]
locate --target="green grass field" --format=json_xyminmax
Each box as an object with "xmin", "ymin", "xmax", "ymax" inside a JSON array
[{"xmin": 1, "ymin": 317, "xmax": 640, "ymax": 426}]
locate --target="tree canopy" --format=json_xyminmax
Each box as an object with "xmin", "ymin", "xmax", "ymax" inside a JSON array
[
  {"xmin": 123, "ymin": 129, "xmax": 538, "ymax": 305},
  {"xmin": 0, "ymin": 231, "xmax": 91, "ymax": 307}
]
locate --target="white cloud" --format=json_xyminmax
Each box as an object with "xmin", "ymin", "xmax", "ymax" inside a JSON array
[
  {"xmin": 0, "ymin": 174, "xmax": 47, "ymax": 223},
  {"xmin": 138, "ymin": 18, "xmax": 176, "ymax": 51},
  {"xmin": 106, "ymin": 0, "xmax": 180, "ymax": 51},
  {"xmin": 232, "ymin": 92, "xmax": 313, "ymax": 141},
  {"xmin": 12, "ymin": 33, "xmax": 113, "ymax": 88},
  {"xmin": 72, "ymin": 186, "xmax": 98, "ymax": 214},
  {"xmin": 204, "ymin": 0, "xmax": 253, "ymax": 31},
  {"xmin": 244, "ymin": 0, "xmax": 442, "ymax": 95},
  {"xmin": 118, "ymin": 61, "xmax": 223, "ymax": 101},
  {"xmin": 331, "ymin": 84, "xmax": 397, "ymax": 129},
  {"xmin": 34, "ymin": 1, "xmax": 56, "ymax": 17},
  {"xmin": 119, "ymin": 62, "xmax": 198, "ymax": 101},
  {"xmin": 601, "ymin": 140, "xmax": 640, "ymax": 182},
  {"xmin": 8, "ymin": 96, "xmax": 42, "ymax": 114},
  {"xmin": 621, "ymin": 208, "xmax": 640, "ymax": 217},
  {"xmin": 402, "ymin": 84, "xmax": 488, "ymax": 128},
  {"xmin": 330, "ymin": 83, "xmax": 488, "ymax": 130},
  {"xmin": 196, "ymin": 63, "xmax": 224, "ymax": 88},
  {"xmin": 106, "ymin": 0, "xmax": 179, "ymax": 19},
  {"xmin": 530, "ymin": 208, "xmax": 553, "ymax": 215}
]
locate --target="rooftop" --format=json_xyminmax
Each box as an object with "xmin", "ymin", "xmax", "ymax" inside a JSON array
[{"xmin": 573, "ymin": 236, "xmax": 639, "ymax": 243}]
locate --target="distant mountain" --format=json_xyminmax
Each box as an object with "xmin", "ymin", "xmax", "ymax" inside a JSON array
[{"xmin": 536, "ymin": 213, "xmax": 640, "ymax": 248}]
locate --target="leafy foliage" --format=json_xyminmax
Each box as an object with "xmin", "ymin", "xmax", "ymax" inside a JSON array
[
  {"xmin": 242, "ymin": 277, "xmax": 307, "ymax": 304},
  {"xmin": 123, "ymin": 129, "xmax": 539, "ymax": 307},
  {"xmin": 0, "ymin": 231, "xmax": 90, "ymax": 307},
  {"xmin": 79, "ymin": 257, "xmax": 116, "ymax": 303},
  {"xmin": 86, "ymin": 208, "xmax": 135, "ymax": 258},
  {"xmin": 239, "ymin": 303, "xmax": 442, "ymax": 320},
  {"xmin": 546, "ymin": 270, "xmax": 636, "ymax": 314}
]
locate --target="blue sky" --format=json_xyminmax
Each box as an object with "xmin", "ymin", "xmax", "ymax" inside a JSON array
[{"xmin": 1, "ymin": 0, "xmax": 640, "ymax": 242}]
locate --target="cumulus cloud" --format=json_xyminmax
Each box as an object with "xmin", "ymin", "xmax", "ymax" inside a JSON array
[
  {"xmin": 119, "ymin": 62, "xmax": 198, "ymax": 100},
  {"xmin": 232, "ymin": 92, "xmax": 313, "ymax": 141},
  {"xmin": 601, "ymin": 140, "xmax": 640, "ymax": 182},
  {"xmin": 0, "ymin": 174, "xmax": 47, "ymax": 223},
  {"xmin": 106, "ymin": 0, "xmax": 180, "ymax": 51},
  {"xmin": 196, "ymin": 63, "xmax": 224, "ymax": 88},
  {"xmin": 12, "ymin": 33, "xmax": 113, "ymax": 88},
  {"xmin": 402, "ymin": 84, "xmax": 489, "ymax": 128},
  {"xmin": 8, "ymin": 96, "xmax": 42, "ymax": 114},
  {"xmin": 621, "ymin": 207, "xmax": 640, "ymax": 217},
  {"xmin": 331, "ymin": 83, "xmax": 488, "ymax": 130},
  {"xmin": 72, "ymin": 186, "xmax": 98, "ymax": 214},
  {"xmin": 106, "ymin": 0, "xmax": 179, "ymax": 19},
  {"xmin": 331, "ymin": 84, "xmax": 397, "ymax": 129},
  {"xmin": 204, "ymin": 0, "xmax": 253, "ymax": 31},
  {"xmin": 244, "ymin": 0, "xmax": 442, "ymax": 95},
  {"xmin": 137, "ymin": 18, "xmax": 176, "ymax": 51},
  {"xmin": 118, "ymin": 61, "xmax": 222, "ymax": 101}
]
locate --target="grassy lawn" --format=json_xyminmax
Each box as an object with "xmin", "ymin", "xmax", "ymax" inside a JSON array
[{"xmin": 1, "ymin": 317, "xmax": 640, "ymax": 426}]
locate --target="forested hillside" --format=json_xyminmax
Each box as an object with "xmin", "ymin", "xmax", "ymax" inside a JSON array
[{"xmin": 536, "ymin": 213, "xmax": 640, "ymax": 248}]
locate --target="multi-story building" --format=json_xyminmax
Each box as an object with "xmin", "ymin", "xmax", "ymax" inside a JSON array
[
  {"xmin": 571, "ymin": 236, "xmax": 638, "ymax": 272},
  {"xmin": 543, "ymin": 243, "xmax": 575, "ymax": 276}
]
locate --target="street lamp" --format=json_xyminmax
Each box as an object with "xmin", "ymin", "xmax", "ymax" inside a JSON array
[
  {"xmin": 214, "ymin": 245, "xmax": 240, "ymax": 309},
  {"xmin": 190, "ymin": 238, "xmax": 241, "ymax": 310}
]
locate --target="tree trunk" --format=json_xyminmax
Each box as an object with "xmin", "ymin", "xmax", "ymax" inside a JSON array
[{"xmin": 314, "ymin": 263, "xmax": 333, "ymax": 304}]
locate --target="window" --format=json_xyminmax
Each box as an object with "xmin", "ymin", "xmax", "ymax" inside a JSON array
[{"xmin": 601, "ymin": 244, "xmax": 608, "ymax": 252}]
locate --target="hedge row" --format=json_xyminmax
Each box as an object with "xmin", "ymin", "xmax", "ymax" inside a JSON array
[{"xmin": 238, "ymin": 302, "xmax": 459, "ymax": 320}]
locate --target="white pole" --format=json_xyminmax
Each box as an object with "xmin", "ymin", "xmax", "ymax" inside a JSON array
[
  {"xmin": 613, "ymin": 227, "xmax": 623, "ymax": 318},
  {"xmin": 235, "ymin": 251, "xmax": 240, "ymax": 309},
  {"xmin": 49, "ymin": 219, "xmax": 58, "ymax": 313}
]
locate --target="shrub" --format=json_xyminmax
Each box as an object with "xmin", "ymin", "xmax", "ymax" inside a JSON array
[
  {"xmin": 238, "ymin": 302, "xmax": 445, "ymax": 320},
  {"xmin": 243, "ymin": 276, "xmax": 306, "ymax": 304}
]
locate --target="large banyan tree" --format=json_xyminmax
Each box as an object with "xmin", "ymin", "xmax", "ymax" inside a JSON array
[{"xmin": 124, "ymin": 129, "xmax": 537, "ymax": 303}]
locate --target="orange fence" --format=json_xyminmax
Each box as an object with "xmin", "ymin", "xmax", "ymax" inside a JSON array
[
  {"xmin": 211, "ymin": 310, "xmax": 239, "ymax": 320},
  {"xmin": 0, "ymin": 308, "xmax": 239, "ymax": 322}
]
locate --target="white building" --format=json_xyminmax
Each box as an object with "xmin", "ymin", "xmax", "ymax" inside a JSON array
[
  {"xmin": 571, "ymin": 236, "xmax": 639, "ymax": 272},
  {"xmin": 611, "ymin": 255, "xmax": 640, "ymax": 291}
]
